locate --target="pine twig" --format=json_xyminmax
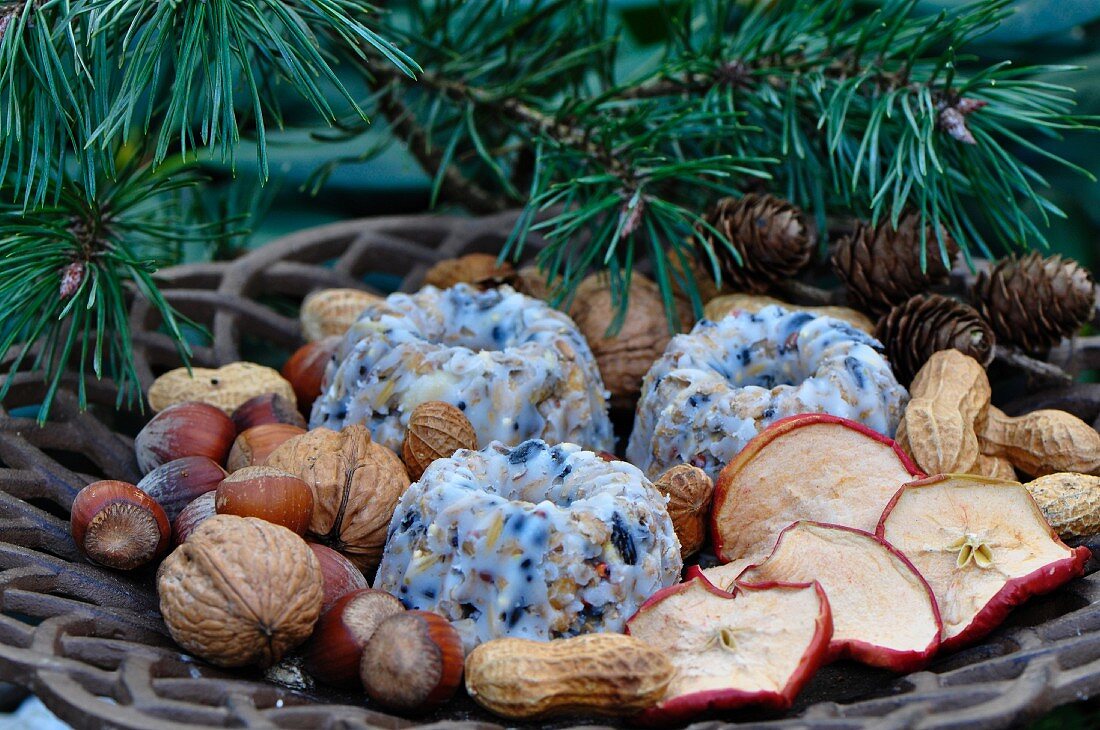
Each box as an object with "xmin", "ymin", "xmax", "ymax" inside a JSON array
[
  {"xmin": 370, "ymin": 78, "xmax": 510, "ymax": 214},
  {"xmin": 366, "ymin": 59, "xmax": 625, "ymax": 178},
  {"xmin": 994, "ymin": 345, "xmax": 1074, "ymax": 386}
]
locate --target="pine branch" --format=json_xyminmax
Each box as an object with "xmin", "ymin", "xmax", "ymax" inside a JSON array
[
  {"xmin": 0, "ymin": 0, "xmax": 419, "ymax": 205},
  {"xmin": 0, "ymin": 0, "xmax": 417, "ymax": 418},
  {"xmin": 0, "ymin": 1, "xmax": 94, "ymax": 206},
  {"xmin": 0, "ymin": 156, "xmax": 219, "ymax": 422},
  {"xmin": 83, "ymin": 0, "xmax": 420, "ymax": 177},
  {"xmin": 338, "ymin": 0, "xmax": 1096, "ymax": 330},
  {"xmin": 369, "ymin": 73, "xmax": 509, "ymax": 214}
]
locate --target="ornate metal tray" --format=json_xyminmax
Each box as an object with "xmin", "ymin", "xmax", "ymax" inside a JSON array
[{"xmin": 1, "ymin": 211, "xmax": 1099, "ymax": 729}]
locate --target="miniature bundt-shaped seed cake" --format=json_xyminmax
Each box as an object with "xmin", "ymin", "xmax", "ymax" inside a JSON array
[
  {"xmin": 310, "ymin": 284, "xmax": 614, "ymax": 453},
  {"xmin": 627, "ymin": 306, "xmax": 908, "ymax": 480},
  {"xmin": 375, "ymin": 439, "xmax": 683, "ymax": 651}
]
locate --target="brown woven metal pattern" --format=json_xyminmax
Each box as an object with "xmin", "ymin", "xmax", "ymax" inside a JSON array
[{"xmin": 1, "ymin": 211, "xmax": 1100, "ymax": 729}]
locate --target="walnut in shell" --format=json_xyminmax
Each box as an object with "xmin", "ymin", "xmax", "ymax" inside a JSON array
[
  {"xmin": 424, "ymin": 253, "xmax": 514, "ymax": 289},
  {"xmin": 300, "ymin": 288, "xmax": 383, "ymax": 342},
  {"xmin": 653, "ymin": 464, "xmax": 714, "ymax": 558},
  {"xmin": 568, "ymin": 273, "xmax": 677, "ymax": 408},
  {"xmin": 266, "ymin": 426, "xmax": 410, "ymax": 572},
  {"xmin": 157, "ymin": 515, "xmax": 323, "ymax": 668},
  {"xmin": 403, "ymin": 401, "xmax": 478, "ymax": 480},
  {"xmin": 148, "ymin": 363, "xmax": 296, "ymax": 414}
]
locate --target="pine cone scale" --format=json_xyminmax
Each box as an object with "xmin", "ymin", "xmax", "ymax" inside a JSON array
[
  {"xmin": 833, "ymin": 213, "xmax": 959, "ymax": 317},
  {"xmin": 876, "ymin": 294, "xmax": 995, "ymax": 385},
  {"xmin": 973, "ymin": 252, "xmax": 1095, "ymax": 352},
  {"xmin": 693, "ymin": 194, "xmax": 814, "ymax": 294}
]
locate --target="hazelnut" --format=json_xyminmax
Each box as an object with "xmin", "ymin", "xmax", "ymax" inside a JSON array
[
  {"xmin": 300, "ymin": 288, "xmax": 382, "ymax": 342},
  {"xmin": 282, "ymin": 337, "xmax": 341, "ymax": 414},
  {"xmin": 134, "ymin": 402, "xmax": 236, "ymax": 474},
  {"xmin": 569, "ymin": 273, "xmax": 677, "ymax": 408},
  {"xmin": 136, "ymin": 456, "xmax": 227, "ymax": 522},
  {"xmin": 266, "ymin": 426, "xmax": 410, "ymax": 572},
  {"xmin": 147, "ymin": 362, "xmax": 296, "ymax": 414},
  {"xmin": 157, "ymin": 515, "xmax": 324, "ymax": 667},
  {"xmin": 215, "ymin": 466, "xmax": 314, "ymax": 535},
  {"xmin": 70, "ymin": 480, "xmax": 171, "ymax": 570},
  {"xmin": 302, "ymin": 588, "xmax": 404, "ymax": 687},
  {"xmin": 402, "ymin": 401, "xmax": 478, "ymax": 480},
  {"xmin": 424, "ymin": 253, "xmax": 513, "ymax": 290},
  {"xmin": 172, "ymin": 491, "xmax": 217, "ymax": 545},
  {"xmin": 231, "ymin": 392, "xmax": 307, "ymax": 431},
  {"xmin": 308, "ymin": 543, "xmax": 369, "ymax": 615},
  {"xmin": 361, "ymin": 611, "xmax": 464, "ymax": 712},
  {"xmin": 226, "ymin": 423, "xmax": 306, "ymax": 472},
  {"xmin": 653, "ymin": 464, "xmax": 714, "ymax": 558}
]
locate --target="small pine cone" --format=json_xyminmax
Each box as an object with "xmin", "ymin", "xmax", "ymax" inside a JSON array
[
  {"xmin": 694, "ymin": 194, "xmax": 814, "ymax": 294},
  {"xmin": 832, "ymin": 213, "xmax": 960, "ymax": 317},
  {"xmin": 59, "ymin": 261, "xmax": 85, "ymax": 299},
  {"xmin": 973, "ymin": 252, "xmax": 1096, "ymax": 353},
  {"xmin": 875, "ymin": 294, "xmax": 995, "ymax": 385}
]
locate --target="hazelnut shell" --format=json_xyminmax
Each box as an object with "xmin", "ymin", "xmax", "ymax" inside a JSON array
[
  {"xmin": 134, "ymin": 402, "xmax": 236, "ymax": 474},
  {"xmin": 231, "ymin": 392, "xmax": 307, "ymax": 431},
  {"xmin": 136, "ymin": 456, "xmax": 227, "ymax": 522},
  {"xmin": 172, "ymin": 491, "xmax": 217, "ymax": 545},
  {"xmin": 360, "ymin": 610, "xmax": 464, "ymax": 712},
  {"xmin": 308, "ymin": 543, "xmax": 370, "ymax": 615},
  {"xmin": 302, "ymin": 588, "xmax": 404, "ymax": 687},
  {"xmin": 282, "ymin": 337, "xmax": 341, "ymax": 414},
  {"xmin": 226, "ymin": 423, "xmax": 306, "ymax": 472},
  {"xmin": 71, "ymin": 480, "xmax": 171, "ymax": 571},
  {"xmin": 215, "ymin": 466, "xmax": 314, "ymax": 535}
]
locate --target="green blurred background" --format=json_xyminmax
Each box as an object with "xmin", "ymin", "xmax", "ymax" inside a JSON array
[{"xmin": 194, "ymin": 0, "xmax": 1099, "ymax": 271}]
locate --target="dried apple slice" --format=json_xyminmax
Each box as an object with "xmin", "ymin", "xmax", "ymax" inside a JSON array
[
  {"xmin": 625, "ymin": 576, "xmax": 831, "ymax": 724},
  {"xmin": 736, "ymin": 521, "xmax": 940, "ymax": 671},
  {"xmin": 711, "ymin": 413, "xmax": 923, "ymax": 563},
  {"xmin": 878, "ymin": 474, "xmax": 1091, "ymax": 651},
  {"xmin": 688, "ymin": 559, "xmax": 754, "ymax": 592}
]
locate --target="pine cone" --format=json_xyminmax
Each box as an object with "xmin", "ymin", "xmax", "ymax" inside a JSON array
[
  {"xmin": 694, "ymin": 194, "xmax": 814, "ymax": 294},
  {"xmin": 875, "ymin": 294, "xmax": 995, "ymax": 385},
  {"xmin": 832, "ymin": 213, "xmax": 960, "ymax": 317},
  {"xmin": 973, "ymin": 252, "xmax": 1096, "ymax": 353}
]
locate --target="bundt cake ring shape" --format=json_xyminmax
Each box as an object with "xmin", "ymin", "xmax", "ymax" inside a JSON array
[
  {"xmin": 310, "ymin": 284, "xmax": 614, "ymax": 453},
  {"xmin": 375, "ymin": 438, "xmax": 683, "ymax": 652},
  {"xmin": 626, "ymin": 305, "xmax": 909, "ymax": 481}
]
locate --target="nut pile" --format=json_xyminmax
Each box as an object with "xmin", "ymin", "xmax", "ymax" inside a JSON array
[
  {"xmin": 896, "ymin": 349, "xmax": 1100, "ymax": 479},
  {"xmin": 60, "ymin": 273, "xmax": 1100, "ymax": 725}
]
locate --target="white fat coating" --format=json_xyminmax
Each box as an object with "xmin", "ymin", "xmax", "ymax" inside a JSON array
[
  {"xmin": 310, "ymin": 284, "xmax": 613, "ymax": 453},
  {"xmin": 626, "ymin": 306, "xmax": 908, "ymax": 480},
  {"xmin": 374, "ymin": 439, "xmax": 683, "ymax": 652}
]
